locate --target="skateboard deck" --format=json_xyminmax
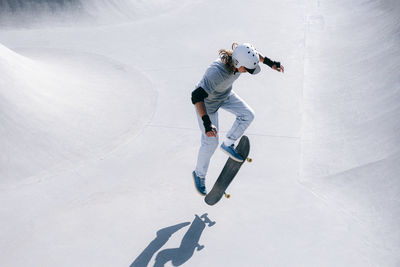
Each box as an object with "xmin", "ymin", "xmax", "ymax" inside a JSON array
[{"xmin": 204, "ymin": 135, "xmax": 250, "ymax": 206}]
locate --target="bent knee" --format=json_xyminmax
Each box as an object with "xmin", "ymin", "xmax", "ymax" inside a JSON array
[
  {"xmin": 247, "ymin": 109, "xmax": 255, "ymax": 122},
  {"xmin": 240, "ymin": 109, "xmax": 255, "ymax": 123}
]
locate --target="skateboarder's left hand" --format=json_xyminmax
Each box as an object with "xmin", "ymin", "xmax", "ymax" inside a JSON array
[
  {"xmin": 272, "ymin": 64, "xmax": 284, "ymax": 73},
  {"xmin": 258, "ymin": 52, "xmax": 284, "ymax": 73}
]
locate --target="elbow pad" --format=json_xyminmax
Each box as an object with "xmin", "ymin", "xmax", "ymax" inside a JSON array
[{"xmin": 191, "ymin": 87, "xmax": 208, "ymax": 104}]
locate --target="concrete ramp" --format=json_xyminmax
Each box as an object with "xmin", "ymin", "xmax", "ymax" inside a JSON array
[
  {"xmin": 0, "ymin": 44, "xmax": 156, "ymax": 183},
  {"xmin": 0, "ymin": 0, "xmax": 399, "ymax": 266},
  {"xmin": 0, "ymin": 0, "xmax": 188, "ymax": 26},
  {"xmin": 301, "ymin": 0, "xmax": 400, "ymax": 261}
]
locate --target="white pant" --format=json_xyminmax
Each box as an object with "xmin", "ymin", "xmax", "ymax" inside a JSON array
[{"xmin": 194, "ymin": 93, "xmax": 255, "ymax": 178}]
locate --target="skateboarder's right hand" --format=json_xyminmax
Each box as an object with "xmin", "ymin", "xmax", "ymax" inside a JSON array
[
  {"xmin": 206, "ymin": 125, "xmax": 218, "ymax": 137},
  {"xmin": 202, "ymin": 115, "xmax": 218, "ymax": 137}
]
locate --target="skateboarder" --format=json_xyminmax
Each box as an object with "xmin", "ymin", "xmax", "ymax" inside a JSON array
[{"xmin": 191, "ymin": 42, "xmax": 284, "ymax": 195}]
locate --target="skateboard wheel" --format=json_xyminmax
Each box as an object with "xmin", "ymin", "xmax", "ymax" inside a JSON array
[{"xmin": 247, "ymin": 157, "xmax": 253, "ymax": 162}]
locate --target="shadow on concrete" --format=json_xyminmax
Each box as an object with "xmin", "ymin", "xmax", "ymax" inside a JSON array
[{"xmin": 131, "ymin": 213, "xmax": 215, "ymax": 267}]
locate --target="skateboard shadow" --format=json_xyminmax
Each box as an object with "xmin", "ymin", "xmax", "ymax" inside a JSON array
[
  {"xmin": 130, "ymin": 214, "xmax": 215, "ymax": 267},
  {"xmin": 130, "ymin": 222, "xmax": 190, "ymax": 267}
]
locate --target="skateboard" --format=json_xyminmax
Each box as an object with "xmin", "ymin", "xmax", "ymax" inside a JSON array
[{"xmin": 204, "ymin": 135, "xmax": 251, "ymax": 206}]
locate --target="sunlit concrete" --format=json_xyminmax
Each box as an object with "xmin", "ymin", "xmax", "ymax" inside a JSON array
[{"xmin": 0, "ymin": 0, "xmax": 399, "ymax": 266}]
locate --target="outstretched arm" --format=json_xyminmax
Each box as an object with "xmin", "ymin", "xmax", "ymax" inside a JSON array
[{"xmin": 258, "ymin": 53, "xmax": 285, "ymax": 73}]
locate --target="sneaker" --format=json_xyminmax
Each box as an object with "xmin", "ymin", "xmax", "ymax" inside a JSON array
[
  {"xmin": 220, "ymin": 143, "xmax": 244, "ymax": 162},
  {"xmin": 192, "ymin": 171, "xmax": 206, "ymax": 196}
]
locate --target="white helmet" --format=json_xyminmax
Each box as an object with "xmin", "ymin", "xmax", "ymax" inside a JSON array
[{"xmin": 232, "ymin": 43, "xmax": 261, "ymax": 74}]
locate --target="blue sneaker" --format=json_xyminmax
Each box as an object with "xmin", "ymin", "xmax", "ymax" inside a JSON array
[
  {"xmin": 220, "ymin": 143, "xmax": 244, "ymax": 162},
  {"xmin": 192, "ymin": 171, "xmax": 206, "ymax": 196}
]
